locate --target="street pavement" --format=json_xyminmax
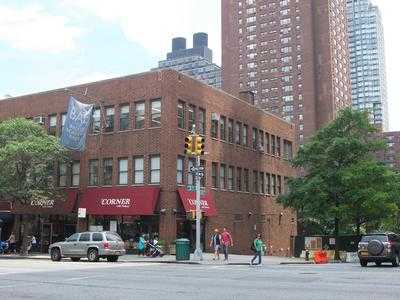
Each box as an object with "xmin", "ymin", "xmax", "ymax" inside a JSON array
[{"xmin": 1, "ymin": 257, "xmax": 400, "ymax": 299}]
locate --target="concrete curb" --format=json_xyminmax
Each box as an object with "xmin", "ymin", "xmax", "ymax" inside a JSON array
[{"xmin": 280, "ymin": 261, "xmax": 315, "ymax": 265}]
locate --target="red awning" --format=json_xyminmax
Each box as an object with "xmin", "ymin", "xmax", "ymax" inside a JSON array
[
  {"xmin": 11, "ymin": 190, "xmax": 78, "ymax": 215},
  {"xmin": 79, "ymin": 186, "xmax": 160, "ymax": 216},
  {"xmin": 177, "ymin": 188, "xmax": 217, "ymax": 217}
]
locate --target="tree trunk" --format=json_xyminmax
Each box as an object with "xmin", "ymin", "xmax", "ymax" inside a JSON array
[
  {"xmin": 334, "ymin": 217, "xmax": 340, "ymax": 261},
  {"xmin": 356, "ymin": 221, "xmax": 361, "ymax": 237},
  {"xmin": 20, "ymin": 214, "xmax": 33, "ymax": 256}
]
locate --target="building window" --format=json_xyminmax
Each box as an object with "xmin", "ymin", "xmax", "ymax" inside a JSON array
[
  {"xmin": 118, "ymin": 158, "xmax": 128, "ymax": 185},
  {"xmin": 150, "ymin": 155, "xmax": 160, "ymax": 184},
  {"xmin": 177, "ymin": 101, "xmax": 185, "ymax": 129},
  {"xmin": 150, "ymin": 99, "xmax": 161, "ymax": 127},
  {"xmin": 260, "ymin": 172, "xmax": 265, "ymax": 194},
  {"xmin": 133, "ymin": 156, "xmax": 144, "ymax": 184},
  {"xmin": 49, "ymin": 114, "xmax": 57, "ymax": 136},
  {"xmin": 277, "ymin": 175, "xmax": 282, "ymax": 194},
  {"xmin": 259, "ymin": 130, "xmax": 264, "ymax": 151},
  {"xmin": 212, "ymin": 162, "xmax": 218, "ymax": 188},
  {"xmin": 283, "ymin": 140, "xmax": 293, "ymax": 159},
  {"xmin": 91, "ymin": 108, "xmax": 101, "ymax": 134},
  {"xmin": 244, "ymin": 169, "xmax": 250, "ymax": 192},
  {"xmin": 252, "ymin": 128, "xmax": 258, "ymax": 150},
  {"xmin": 243, "ymin": 124, "xmax": 248, "ymax": 146},
  {"xmin": 61, "ymin": 113, "xmax": 67, "ymax": 136},
  {"xmin": 119, "ymin": 105, "xmax": 130, "ymax": 131},
  {"xmin": 71, "ymin": 161, "xmax": 80, "ymax": 187},
  {"xmin": 188, "ymin": 104, "xmax": 195, "ymax": 130},
  {"xmin": 220, "ymin": 116, "xmax": 226, "ymax": 140},
  {"xmin": 58, "ymin": 163, "xmax": 67, "ymax": 187},
  {"xmin": 236, "ymin": 167, "xmax": 242, "ymax": 191},
  {"xmin": 272, "ymin": 174, "xmax": 277, "ymax": 195},
  {"xmin": 177, "ymin": 156, "xmax": 184, "ymax": 184},
  {"xmin": 220, "ymin": 164, "xmax": 226, "ymax": 189},
  {"xmin": 265, "ymin": 133, "xmax": 270, "ymax": 154},
  {"xmin": 271, "ymin": 135, "xmax": 276, "ymax": 155},
  {"xmin": 276, "ymin": 136, "xmax": 281, "ymax": 156},
  {"xmin": 253, "ymin": 171, "xmax": 258, "ymax": 193},
  {"xmin": 198, "ymin": 108, "xmax": 206, "ymax": 135},
  {"xmin": 228, "ymin": 166, "xmax": 235, "ymax": 190},
  {"xmin": 103, "ymin": 158, "xmax": 113, "ymax": 185},
  {"xmin": 89, "ymin": 159, "xmax": 99, "ymax": 186},
  {"xmin": 211, "ymin": 118, "xmax": 218, "ymax": 138},
  {"xmin": 228, "ymin": 119, "xmax": 234, "ymax": 143},
  {"xmin": 235, "ymin": 122, "xmax": 241, "ymax": 145},
  {"xmin": 105, "ymin": 107, "xmax": 115, "ymax": 132},
  {"xmin": 266, "ymin": 173, "xmax": 271, "ymax": 194},
  {"xmin": 134, "ymin": 102, "xmax": 145, "ymax": 129}
]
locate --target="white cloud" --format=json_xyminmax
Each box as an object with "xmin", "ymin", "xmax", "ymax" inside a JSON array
[
  {"xmin": 62, "ymin": 0, "xmax": 221, "ymax": 64},
  {"xmin": 0, "ymin": 4, "xmax": 83, "ymax": 53}
]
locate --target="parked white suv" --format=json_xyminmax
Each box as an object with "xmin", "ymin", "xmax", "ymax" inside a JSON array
[{"xmin": 49, "ymin": 231, "xmax": 126, "ymax": 262}]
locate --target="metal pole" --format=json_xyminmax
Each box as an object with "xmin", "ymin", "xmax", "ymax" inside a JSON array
[{"xmin": 193, "ymin": 154, "xmax": 203, "ymax": 260}]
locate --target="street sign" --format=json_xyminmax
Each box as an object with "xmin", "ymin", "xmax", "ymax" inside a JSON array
[{"xmin": 78, "ymin": 207, "xmax": 86, "ymax": 218}]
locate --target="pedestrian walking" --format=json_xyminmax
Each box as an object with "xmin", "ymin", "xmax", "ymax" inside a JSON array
[
  {"xmin": 137, "ymin": 234, "xmax": 145, "ymax": 256},
  {"xmin": 7, "ymin": 232, "xmax": 16, "ymax": 254},
  {"xmin": 250, "ymin": 234, "xmax": 263, "ymax": 266},
  {"xmin": 210, "ymin": 229, "xmax": 221, "ymax": 260},
  {"xmin": 220, "ymin": 227, "xmax": 233, "ymax": 261}
]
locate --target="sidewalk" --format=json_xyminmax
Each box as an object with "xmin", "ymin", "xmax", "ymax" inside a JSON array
[{"xmin": 0, "ymin": 252, "xmax": 307, "ymax": 265}]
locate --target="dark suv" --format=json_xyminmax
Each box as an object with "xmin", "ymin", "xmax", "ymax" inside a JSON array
[{"xmin": 358, "ymin": 233, "xmax": 400, "ymax": 267}]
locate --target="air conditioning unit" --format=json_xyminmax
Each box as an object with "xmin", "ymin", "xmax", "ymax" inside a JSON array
[
  {"xmin": 211, "ymin": 113, "xmax": 220, "ymax": 121},
  {"xmin": 33, "ymin": 116, "xmax": 45, "ymax": 125}
]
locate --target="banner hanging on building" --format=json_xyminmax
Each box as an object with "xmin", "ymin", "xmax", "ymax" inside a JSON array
[{"xmin": 60, "ymin": 96, "xmax": 93, "ymax": 151}]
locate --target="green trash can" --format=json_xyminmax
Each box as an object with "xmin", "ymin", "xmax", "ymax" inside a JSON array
[{"xmin": 175, "ymin": 238, "xmax": 190, "ymax": 261}]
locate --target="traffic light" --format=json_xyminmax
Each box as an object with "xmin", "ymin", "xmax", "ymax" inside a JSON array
[
  {"xmin": 184, "ymin": 135, "xmax": 194, "ymax": 155},
  {"xmin": 194, "ymin": 135, "xmax": 205, "ymax": 156}
]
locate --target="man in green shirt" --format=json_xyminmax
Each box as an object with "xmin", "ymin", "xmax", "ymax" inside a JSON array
[{"xmin": 250, "ymin": 234, "xmax": 264, "ymax": 266}]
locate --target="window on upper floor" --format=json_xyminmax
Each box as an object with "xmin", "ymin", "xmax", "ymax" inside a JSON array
[
  {"xmin": 243, "ymin": 124, "xmax": 248, "ymax": 146},
  {"xmin": 235, "ymin": 122, "xmax": 241, "ymax": 145},
  {"xmin": 71, "ymin": 161, "xmax": 80, "ymax": 187},
  {"xmin": 188, "ymin": 104, "xmax": 195, "ymax": 131},
  {"xmin": 220, "ymin": 164, "xmax": 226, "ymax": 190},
  {"xmin": 150, "ymin": 99, "xmax": 161, "ymax": 127},
  {"xmin": 244, "ymin": 169, "xmax": 250, "ymax": 192},
  {"xmin": 134, "ymin": 102, "xmax": 145, "ymax": 129},
  {"xmin": 212, "ymin": 162, "xmax": 218, "ymax": 188},
  {"xmin": 228, "ymin": 166, "xmax": 235, "ymax": 191},
  {"xmin": 150, "ymin": 155, "xmax": 160, "ymax": 184},
  {"xmin": 119, "ymin": 104, "xmax": 130, "ymax": 131},
  {"xmin": 198, "ymin": 108, "xmax": 206, "ymax": 135},
  {"xmin": 91, "ymin": 108, "xmax": 101, "ymax": 134},
  {"xmin": 177, "ymin": 156, "xmax": 184, "ymax": 185},
  {"xmin": 118, "ymin": 158, "xmax": 128, "ymax": 185},
  {"xmin": 103, "ymin": 158, "xmax": 113, "ymax": 186},
  {"xmin": 133, "ymin": 156, "xmax": 144, "ymax": 185},
  {"xmin": 228, "ymin": 119, "xmax": 234, "ymax": 143},
  {"xmin": 105, "ymin": 107, "xmax": 115, "ymax": 132},
  {"xmin": 177, "ymin": 101, "xmax": 185, "ymax": 129},
  {"xmin": 58, "ymin": 163, "xmax": 67, "ymax": 187},
  {"xmin": 49, "ymin": 114, "xmax": 57, "ymax": 136},
  {"xmin": 89, "ymin": 159, "xmax": 99, "ymax": 186},
  {"xmin": 220, "ymin": 116, "xmax": 226, "ymax": 141}
]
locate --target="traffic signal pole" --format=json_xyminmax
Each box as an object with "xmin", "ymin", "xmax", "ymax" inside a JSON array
[{"xmin": 194, "ymin": 153, "xmax": 203, "ymax": 261}]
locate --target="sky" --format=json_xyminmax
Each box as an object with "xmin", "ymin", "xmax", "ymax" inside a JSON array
[{"xmin": 0, "ymin": 0, "xmax": 399, "ymax": 130}]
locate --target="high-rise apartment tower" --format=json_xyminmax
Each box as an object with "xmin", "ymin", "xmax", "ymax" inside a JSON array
[
  {"xmin": 222, "ymin": 0, "xmax": 352, "ymax": 143},
  {"xmin": 347, "ymin": 0, "xmax": 388, "ymax": 131}
]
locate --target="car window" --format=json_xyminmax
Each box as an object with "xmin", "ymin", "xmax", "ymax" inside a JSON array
[
  {"xmin": 66, "ymin": 233, "xmax": 80, "ymax": 242},
  {"xmin": 79, "ymin": 233, "xmax": 91, "ymax": 242},
  {"xmin": 106, "ymin": 233, "xmax": 122, "ymax": 242},
  {"xmin": 361, "ymin": 235, "xmax": 388, "ymax": 242},
  {"xmin": 92, "ymin": 233, "xmax": 103, "ymax": 242}
]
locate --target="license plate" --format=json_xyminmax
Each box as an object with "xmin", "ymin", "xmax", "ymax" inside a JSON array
[{"xmin": 360, "ymin": 251, "xmax": 368, "ymax": 256}]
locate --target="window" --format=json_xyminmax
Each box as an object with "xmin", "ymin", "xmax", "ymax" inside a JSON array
[
  {"xmin": 235, "ymin": 122, "xmax": 241, "ymax": 145},
  {"xmin": 212, "ymin": 163, "xmax": 218, "ymax": 188},
  {"xmin": 118, "ymin": 158, "xmax": 128, "ymax": 185},
  {"xmin": 133, "ymin": 156, "xmax": 144, "ymax": 184},
  {"xmin": 91, "ymin": 108, "xmax": 101, "ymax": 133},
  {"xmin": 211, "ymin": 118, "xmax": 218, "ymax": 138},
  {"xmin": 228, "ymin": 119, "xmax": 234, "ymax": 143},
  {"xmin": 177, "ymin": 101, "xmax": 185, "ymax": 129},
  {"xmin": 243, "ymin": 124, "xmax": 248, "ymax": 146},
  {"xmin": 92, "ymin": 233, "xmax": 103, "ymax": 242},
  {"xmin": 252, "ymin": 128, "xmax": 258, "ymax": 150},
  {"xmin": 259, "ymin": 130, "xmax": 264, "ymax": 151},
  {"xmin": 119, "ymin": 105, "xmax": 130, "ymax": 131},
  {"xmin": 58, "ymin": 163, "xmax": 67, "ymax": 187},
  {"xmin": 253, "ymin": 171, "xmax": 258, "ymax": 193},
  {"xmin": 66, "ymin": 233, "xmax": 79, "ymax": 242},
  {"xmin": 150, "ymin": 99, "xmax": 161, "ymax": 127},
  {"xmin": 266, "ymin": 173, "xmax": 271, "ymax": 194},
  {"xmin": 188, "ymin": 104, "xmax": 195, "ymax": 130},
  {"xmin": 271, "ymin": 135, "xmax": 276, "ymax": 155},
  {"xmin": 260, "ymin": 172, "xmax": 265, "ymax": 194},
  {"xmin": 49, "ymin": 114, "xmax": 57, "ymax": 136},
  {"xmin": 88, "ymin": 159, "xmax": 99, "ymax": 186},
  {"xmin": 103, "ymin": 158, "xmax": 113, "ymax": 185},
  {"xmin": 177, "ymin": 156, "xmax": 184, "ymax": 184},
  {"xmin": 220, "ymin": 164, "xmax": 226, "ymax": 189},
  {"xmin": 134, "ymin": 102, "xmax": 145, "ymax": 129},
  {"xmin": 150, "ymin": 155, "xmax": 160, "ymax": 184},
  {"xmin": 228, "ymin": 166, "xmax": 235, "ymax": 190},
  {"xmin": 272, "ymin": 174, "xmax": 277, "ymax": 195},
  {"xmin": 79, "ymin": 233, "xmax": 91, "ymax": 242},
  {"xmin": 283, "ymin": 140, "xmax": 293, "ymax": 159},
  {"xmin": 265, "ymin": 133, "xmax": 270, "ymax": 154},
  {"xmin": 242, "ymin": 168, "xmax": 249, "ymax": 192},
  {"xmin": 276, "ymin": 137, "xmax": 281, "ymax": 156},
  {"xmin": 198, "ymin": 109, "xmax": 206, "ymax": 135},
  {"xmin": 277, "ymin": 175, "xmax": 282, "ymax": 194},
  {"xmin": 71, "ymin": 161, "xmax": 80, "ymax": 187},
  {"xmin": 220, "ymin": 116, "xmax": 226, "ymax": 140},
  {"xmin": 105, "ymin": 107, "xmax": 114, "ymax": 132},
  {"xmin": 236, "ymin": 168, "xmax": 242, "ymax": 191},
  {"xmin": 61, "ymin": 113, "xmax": 67, "ymax": 136}
]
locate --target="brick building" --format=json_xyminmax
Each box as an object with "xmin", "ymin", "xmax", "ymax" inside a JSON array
[
  {"xmin": 0, "ymin": 69, "xmax": 296, "ymax": 255},
  {"xmin": 221, "ymin": 0, "xmax": 352, "ymax": 144},
  {"xmin": 378, "ymin": 131, "xmax": 400, "ymax": 170}
]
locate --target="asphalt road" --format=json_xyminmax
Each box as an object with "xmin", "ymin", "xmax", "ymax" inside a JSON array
[{"xmin": 1, "ymin": 259, "xmax": 400, "ymax": 300}]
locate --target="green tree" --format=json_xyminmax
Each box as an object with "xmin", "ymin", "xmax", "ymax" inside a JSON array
[
  {"xmin": 278, "ymin": 108, "xmax": 400, "ymax": 259},
  {"xmin": 0, "ymin": 118, "xmax": 68, "ymax": 255}
]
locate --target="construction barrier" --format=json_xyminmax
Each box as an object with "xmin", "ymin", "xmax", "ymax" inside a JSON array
[{"xmin": 313, "ymin": 250, "xmax": 329, "ymax": 264}]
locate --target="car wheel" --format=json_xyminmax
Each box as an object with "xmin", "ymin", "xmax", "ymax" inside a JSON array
[
  {"xmin": 107, "ymin": 256, "xmax": 119, "ymax": 262},
  {"xmin": 51, "ymin": 248, "xmax": 62, "ymax": 262},
  {"xmin": 87, "ymin": 249, "xmax": 99, "ymax": 262},
  {"xmin": 375, "ymin": 261, "xmax": 382, "ymax": 267},
  {"xmin": 392, "ymin": 254, "xmax": 399, "ymax": 267},
  {"xmin": 71, "ymin": 257, "xmax": 80, "ymax": 262},
  {"xmin": 360, "ymin": 260, "xmax": 368, "ymax": 267}
]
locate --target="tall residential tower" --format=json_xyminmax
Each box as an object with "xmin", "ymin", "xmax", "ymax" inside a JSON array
[
  {"xmin": 347, "ymin": 0, "xmax": 388, "ymax": 131},
  {"xmin": 222, "ymin": 0, "xmax": 352, "ymax": 143}
]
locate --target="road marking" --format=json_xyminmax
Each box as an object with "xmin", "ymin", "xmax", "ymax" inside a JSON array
[{"xmin": 63, "ymin": 275, "xmax": 104, "ymax": 281}]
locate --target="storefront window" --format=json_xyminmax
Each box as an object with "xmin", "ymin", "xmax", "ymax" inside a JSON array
[
  {"xmin": 71, "ymin": 161, "xmax": 80, "ymax": 187},
  {"xmin": 103, "ymin": 158, "xmax": 113, "ymax": 185},
  {"xmin": 91, "ymin": 108, "xmax": 101, "ymax": 134},
  {"xmin": 150, "ymin": 155, "xmax": 160, "ymax": 184},
  {"xmin": 150, "ymin": 99, "xmax": 161, "ymax": 127},
  {"xmin": 134, "ymin": 102, "xmax": 145, "ymax": 129},
  {"xmin": 89, "ymin": 159, "xmax": 99, "ymax": 186},
  {"xmin": 188, "ymin": 104, "xmax": 195, "ymax": 130},
  {"xmin": 177, "ymin": 156, "xmax": 184, "ymax": 184},
  {"xmin": 119, "ymin": 104, "xmax": 130, "ymax": 131},
  {"xmin": 105, "ymin": 107, "xmax": 114, "ymax": 132},
  {"xmin": 177, "ymin": 101, "xmax": 185, "ymax": 129},
  {"xmin": 133, "ymin": 156, "xmax": 144, "ymax": 184},
  {"xmin": 58, "ymin": 163, "xmax": 67, "ymax": 187},
  {"xmin": 118, "ymin": 158, "xmax": 128, "ymax": 185}
]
